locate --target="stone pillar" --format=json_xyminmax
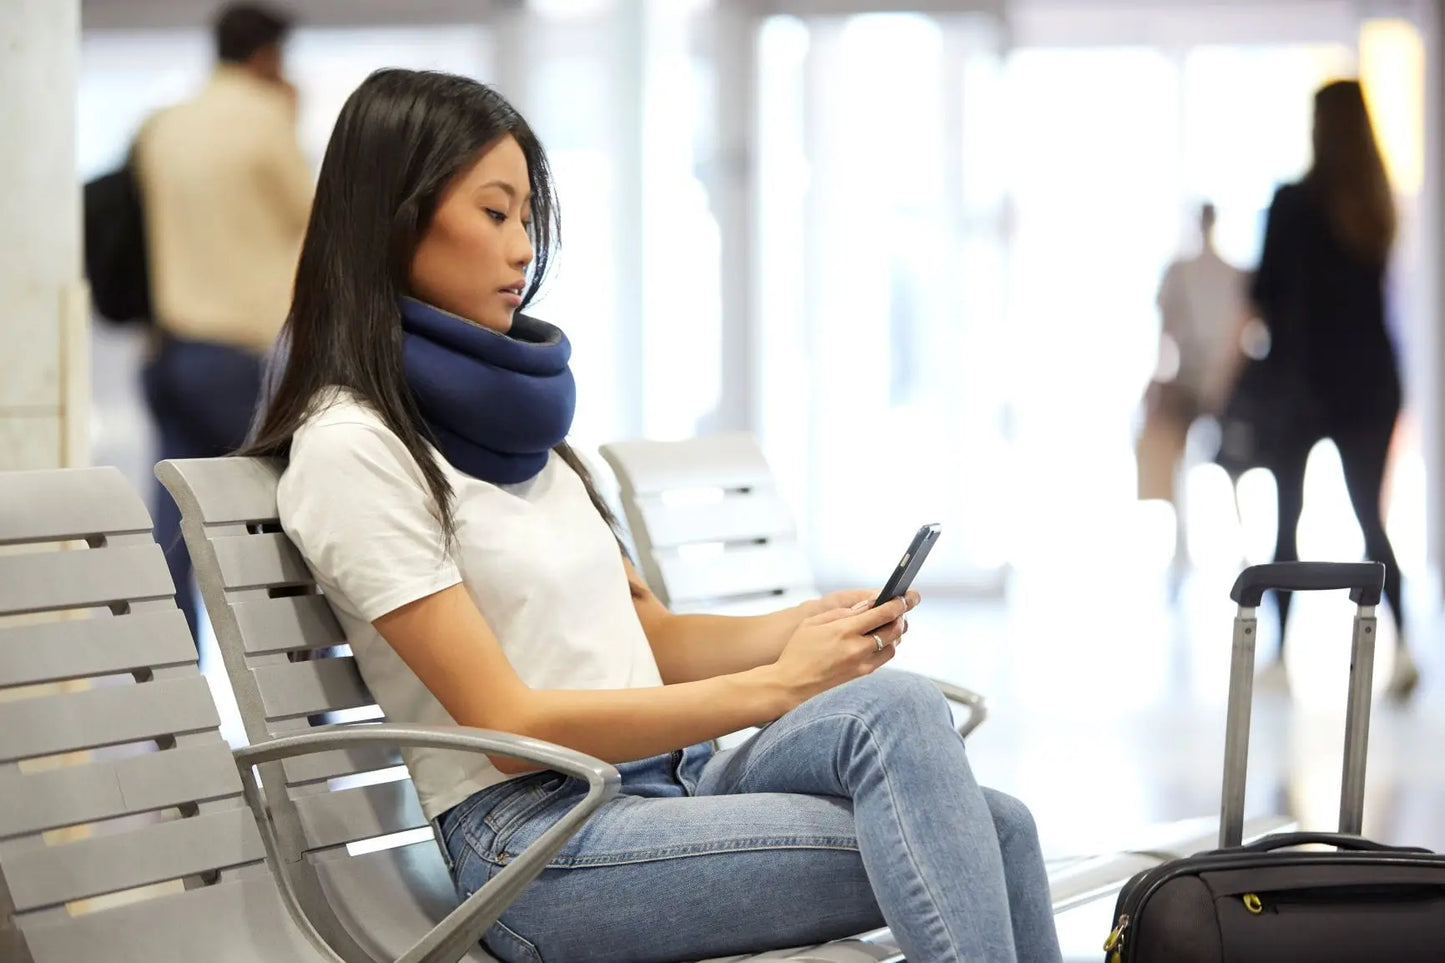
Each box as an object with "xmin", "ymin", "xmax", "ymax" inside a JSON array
[
  {"xmin": 1417, "ymin": 0, "xmax": 1444, "ymax": 592},
  {"xmin": 707, "ymin": 1, "xmax": 760, "ymax": 435},
  {"xmin": 0, "ymin": 0, "xmax": 88, "ymax": 472}
]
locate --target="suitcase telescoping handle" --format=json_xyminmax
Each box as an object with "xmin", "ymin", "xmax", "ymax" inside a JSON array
[
  {"xmin": 1229, "ymin": 562, "xmax": 1385, "ymax": 607},
  {"xmin": 1220, "ymin": 562, "xmax": 1386, "ymax": 849}
]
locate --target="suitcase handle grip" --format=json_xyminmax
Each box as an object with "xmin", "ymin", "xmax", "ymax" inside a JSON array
[
  {"xmin": 1234, "ymin": 832, "xmax": 1428, "ymax": 855},
  {"xmin": 1229, "ymin": 562, "xmax": 1384, "ymax": 607}
]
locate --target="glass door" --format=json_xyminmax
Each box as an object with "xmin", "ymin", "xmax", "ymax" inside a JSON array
[
  {"xmin": 754, "ymin": 2, "xmax": 1423, "ymax": 599},
  {"xmin": 756, "ymin": 11, "xmax": 1013, "ymax": 588}
]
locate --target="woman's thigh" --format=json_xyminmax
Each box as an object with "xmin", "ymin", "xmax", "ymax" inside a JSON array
[
  {"xmin": 450, "ymin": 789, "xmax": 883, "ymax": 963},
  {"xmin": 696, "ymin": 670, "xmax": 961, "ymax": 800}
]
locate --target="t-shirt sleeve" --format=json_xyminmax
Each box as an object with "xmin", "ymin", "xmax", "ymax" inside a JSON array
[{"xmin": 278, "ymin": 419, "xmax": 463, "ymax": 622}]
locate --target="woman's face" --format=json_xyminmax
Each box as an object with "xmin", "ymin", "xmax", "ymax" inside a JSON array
[{"xmin": 409, "ymin": 134, "xmax": 535, "ymax": 334}]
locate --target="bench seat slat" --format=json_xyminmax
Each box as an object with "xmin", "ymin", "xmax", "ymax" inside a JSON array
[
  {"xmin": 0, "ymin": 545, "xmax": 174, "ymax": 617},
  {"xmin": 0, "ymin": 610, "xmax": 193, "ymax": 687},
  {"xmin": 6, "ymin": 806, "xmax": 264, "ymax": 912},
  {"xmin": 0, "ymin": 741, "xmax": 241, "ymax": 837},
  {"xmin": 0, "ymin": 676, "xmax": 219, "ymax": 764},
  {"xmin": 253, "ymin": 657, "xmax": 373, "ymax": 721}
]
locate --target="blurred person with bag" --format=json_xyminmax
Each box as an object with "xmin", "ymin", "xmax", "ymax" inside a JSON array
[
  {"xmin": 133, "ymin": 2, "xmax": 313, "ymax": 640},
  {"xmin": 1137, "ymin": 202, "xmax": 1250, "ymax": 567},
  {"xmin": 1229, "ymin": 80, "xmax": 1416, "ymax": 699},
  {"xmin": 83, "ymin": 151, "xmax": 152, "ymax": 327}
]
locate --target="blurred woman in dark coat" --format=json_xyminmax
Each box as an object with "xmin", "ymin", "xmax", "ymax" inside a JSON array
[{"xmin": 1250, "ymin": 79, "xmax": 1415, "ymax": 698}]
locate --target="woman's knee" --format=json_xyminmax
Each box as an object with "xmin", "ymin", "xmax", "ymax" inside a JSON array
[
  {"xmin": 840, "ymin": 670, "xmax": 952, "ymax": 729},
  {"xmin": 982, "ymin": 788, "xmax": 1040, "ymax": 848}
]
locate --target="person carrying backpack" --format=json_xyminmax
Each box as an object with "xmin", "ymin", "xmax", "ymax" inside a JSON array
[{"xmin": 121, "ymin": 3, "xmax": 313, "ymax": 640}]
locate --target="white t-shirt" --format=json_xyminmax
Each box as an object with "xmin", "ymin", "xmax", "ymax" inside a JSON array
[{"xmin": 278, "ymin": 389, "xmax": 664, "ymax": 819}]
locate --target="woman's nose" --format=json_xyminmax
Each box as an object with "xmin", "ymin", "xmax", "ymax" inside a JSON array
[{"xmin": 512, "ymin": 224, "xmax": 534, "ymax": 270}]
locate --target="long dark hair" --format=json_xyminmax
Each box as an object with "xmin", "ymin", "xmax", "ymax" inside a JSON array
[
  {"xmin": 246, "ymin": 69, "xmax": 622, "ymax": 543},
  {"xmin": 1307, "ymin": 79, "xmax": 1395, "ymax": 265}
]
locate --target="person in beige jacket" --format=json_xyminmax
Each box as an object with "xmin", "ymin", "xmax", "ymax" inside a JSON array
[
  {"xmin": 133, "ymin": 2, "xmax": 312, "ymax": 639},
  {"xmin": 1136, "ymin": 202, "xmax": 1250, "ymax": 575}
]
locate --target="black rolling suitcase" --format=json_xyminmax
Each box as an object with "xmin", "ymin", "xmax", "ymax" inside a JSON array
[{"xmin": 1103, "ymin": 562, "xmax": 1445, "ymax": 962}]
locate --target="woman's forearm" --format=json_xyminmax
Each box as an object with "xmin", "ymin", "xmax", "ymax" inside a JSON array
[
  {"xmin": 485, "ymin": 667, "xmax": 790, "ymax": 773},
  {"xmin": 493, "ymin": 593, "xmax": 905, "ymax": 771},
  {"xmin": 373, "ymin": 582, "xmax": 882, "ymax": 775},
  {"xmin": 647, "ymin": 606, "xmax": 806, "ymax": 684}
]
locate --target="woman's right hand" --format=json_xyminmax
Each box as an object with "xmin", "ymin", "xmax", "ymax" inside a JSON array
[{"xmin": 768, "ymin": 595, "xmax": 912, "ymax": 707}]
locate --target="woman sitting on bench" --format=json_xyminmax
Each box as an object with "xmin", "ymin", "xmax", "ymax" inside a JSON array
[{"xmin": 245, "ymin": 68, "xmax": 1061, "ymax": 963}]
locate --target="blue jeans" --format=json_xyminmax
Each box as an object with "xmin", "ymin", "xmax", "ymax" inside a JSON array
[
  {"xmin": 438, "ymin": 671, "xmax": 1061, "ymax": 963},
  {"xmin": 142, "ymin": 335, "xmax": 263, "ymax": 641}
]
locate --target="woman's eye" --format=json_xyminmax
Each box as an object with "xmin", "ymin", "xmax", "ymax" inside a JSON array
[{"xmin": 486, "ymin": 209, "xmax": 507, "ymax": 224}]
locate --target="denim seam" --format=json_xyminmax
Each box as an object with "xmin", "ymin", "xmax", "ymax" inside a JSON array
[
  {"xmin": 483, "ymin": 785, "xmax": 546, "ymax": 833},
  {"xmin": 454, "ymin": 811, "xmax": 515, "ymax": 870},
  {"xmin": 465, "ymin": 782, "xmax": 564, "ymax": 856},
  {"xmin": 485, "ymin": 836, "xmax": 861, "ymax": 869},
  {"xmin": 731, "ymin": 706, "xmax": 960, "ymax": 959},
  {"xmin": 485, "ymin": 917, "xmax": 544, "ymax": 963},
  {"xmin": 440, "ymin": 792, "xmax": 491, "ymax": 853}
]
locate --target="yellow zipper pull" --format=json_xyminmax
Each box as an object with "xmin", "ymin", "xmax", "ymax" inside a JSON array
[
  {"xmin": 1243, "ymin": 893, "xmax": 1263, "ymax": 914},
  {"xmin": 1103, "ymin": 913, "xmax": 1131, "ymax": 961}
]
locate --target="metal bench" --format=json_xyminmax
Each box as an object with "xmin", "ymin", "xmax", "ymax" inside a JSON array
[
  {"xmin": 159, "ymin": 455, "xmax": 907, "ymax": 962},
  {"xmin": 0, "ymin": 463, "xmax": 614, "ymax": 963}
]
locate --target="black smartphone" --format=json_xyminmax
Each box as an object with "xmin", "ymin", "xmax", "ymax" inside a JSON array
[{"xmin": 873, "ymin": 523, "xmax": 942, "ymax": 608}]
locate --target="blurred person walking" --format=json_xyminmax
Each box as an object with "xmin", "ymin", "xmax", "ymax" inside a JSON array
[
  {"xmin": 134, "ymin": 3, "xmax": 312, "ymax": 641},
  {"xmin": 1246, "ymin": 80, "xmax": 1415, "ymax": 698},
  {"xmin": 1138, "ymin": 202, "xmax": 1250, "ymax": 570}
]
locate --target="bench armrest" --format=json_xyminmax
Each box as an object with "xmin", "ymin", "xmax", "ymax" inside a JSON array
[{"xmin": 234, "ymin": 724, "xmax": 620, "ymax": 963}]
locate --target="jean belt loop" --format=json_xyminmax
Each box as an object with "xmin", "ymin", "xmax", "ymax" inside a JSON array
[{"xmin": 431, "ymin": 815, "xmax": 456, "ymax": 874}]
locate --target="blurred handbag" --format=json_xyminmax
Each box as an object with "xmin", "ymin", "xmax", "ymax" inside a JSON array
[
  {"xmin": 1136, "ymin": 380, "xmax": 1195, "ymax": 502},
  {"xmin": 1212, "ymin": 355, "xmax": 1322, "ymax": 477}
]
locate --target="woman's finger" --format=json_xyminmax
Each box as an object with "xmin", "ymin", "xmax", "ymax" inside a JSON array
[
  {"xmin": 859, "ymin": 620, "xmax": 905, "ymax": 658},
  {"xmin": 842, "ymin": 597, "xmax": 909, "ymax": 635},
  {"xmin": 807, "ymin": 605, "xmax": 858, "ymax": 626},
  {"xmin": 871, "ymin": 616, "xmax": 906, "ymax": 644},
  {"xmin": 864, "ymin": 638, "xmax": 898, "ymax": 669}
]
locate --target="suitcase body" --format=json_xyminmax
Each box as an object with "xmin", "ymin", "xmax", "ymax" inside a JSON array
[{"xmin": 1104, "ymin": 562, "xmax": 1445, "ymax": 962}]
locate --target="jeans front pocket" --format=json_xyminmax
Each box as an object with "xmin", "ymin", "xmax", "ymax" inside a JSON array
[{"xmin": 478, "ymin": 772, "xmax": 569, "ymax": 858}]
